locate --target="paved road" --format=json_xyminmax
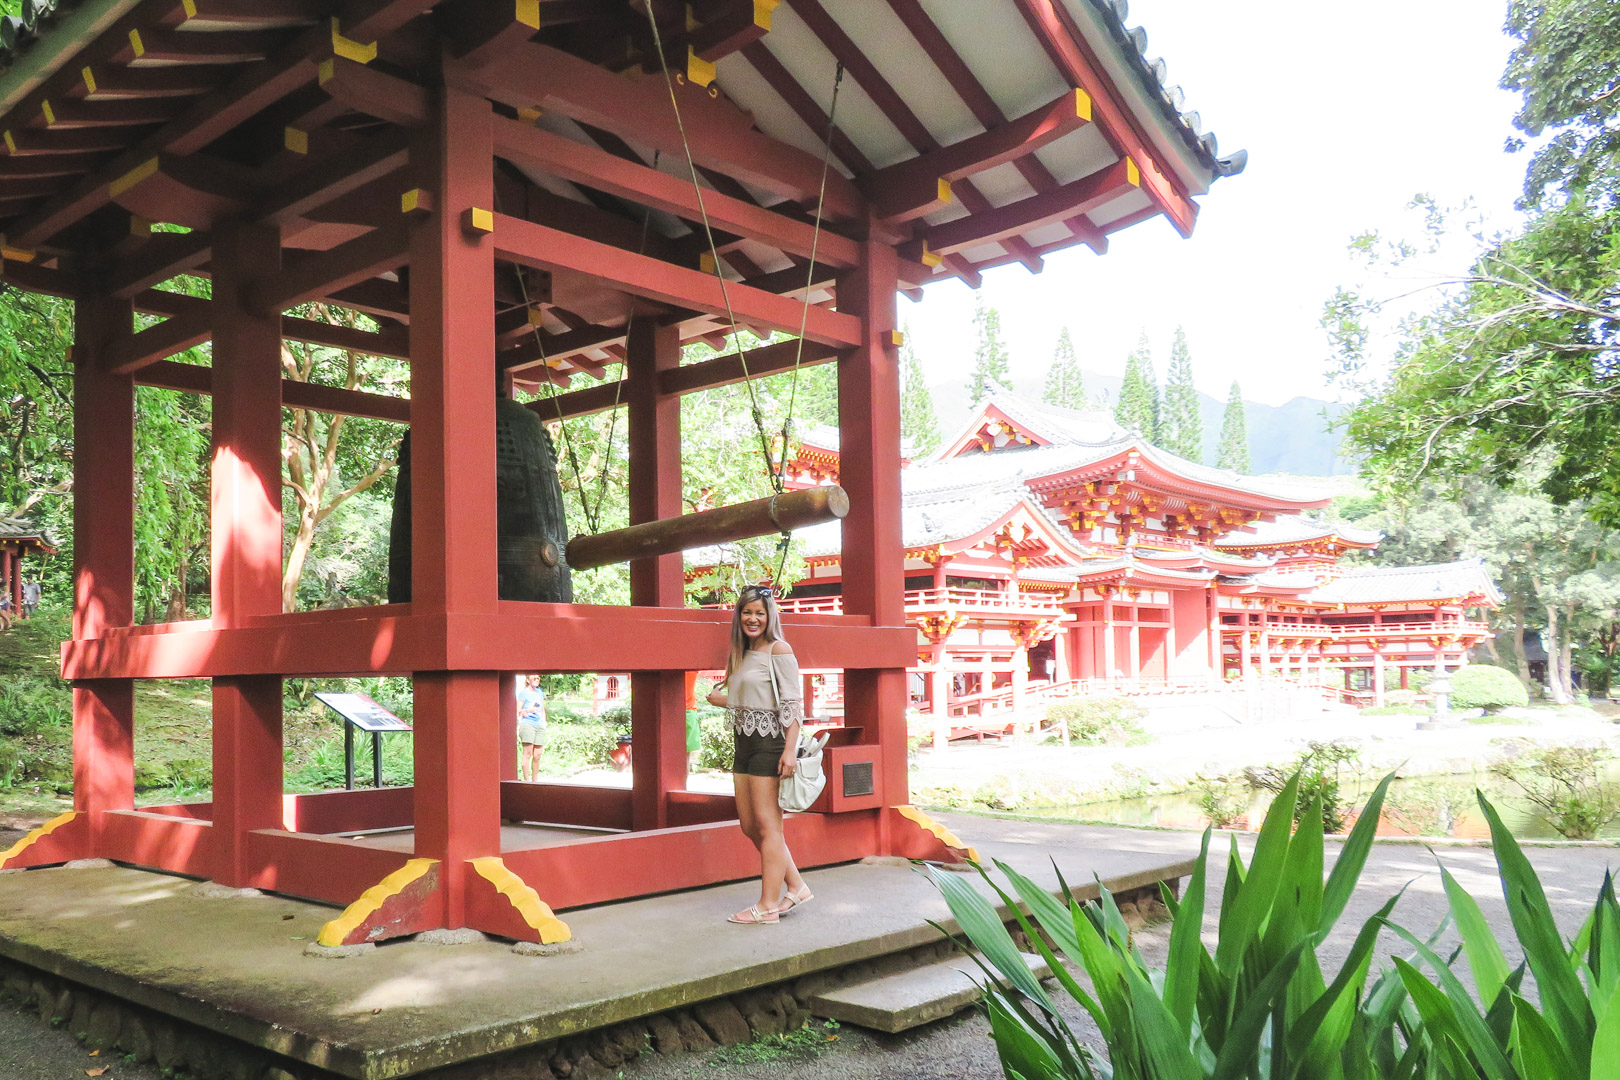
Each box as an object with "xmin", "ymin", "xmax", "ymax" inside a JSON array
[{"xmin": 0, "ymin": 818, "xmax": 1616, "ymax": 1080}]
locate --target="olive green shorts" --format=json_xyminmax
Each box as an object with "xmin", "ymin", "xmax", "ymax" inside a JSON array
[{"xmin": 731, "ymin": 731, "xmax": 786, "ymax": 777}]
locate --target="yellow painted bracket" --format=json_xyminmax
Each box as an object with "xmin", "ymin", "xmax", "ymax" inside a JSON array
[
  {"xmin": 284, "ymin": 127, "xmax": 309, "ymax": 155},
  {"xmin": 462, "ymin": 206, "xmax": 495, "ymax": 235},
  {"xmin": 470, "ymin": 857, "xmax": 571, "ymax": 943},
  {"xmin": 686, "ymin": 46, "xmax": 716, "ymax": 88},
  {"xmin": 330, "ymin": 18, "xmax": 378, "ymax": 65},
  {"xmin": 317, "ymin": 858, "xmax": 437, "ymax": 947},
  {"xmin": 128, "ymin": 28, "xmax": 146, "ymax": 59},
  {"xmin": 0, "ymin": 811, "xmax": 77, "ymax": 869},
  {"xmin": 895, "ymin": 805, "xmax": 980, "ymax": 863},
  {"xmin": 918, "ymin": 241, "xmax": 942, "ymax": 269},
  {"xmin": 400, "ymin": 187, "xmax": 434, "ymax": 216}
]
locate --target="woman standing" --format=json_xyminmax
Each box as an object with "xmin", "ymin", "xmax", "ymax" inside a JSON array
[{"xmin": 707, "ymin": 585, "xmax": 813, "ymax": 925}]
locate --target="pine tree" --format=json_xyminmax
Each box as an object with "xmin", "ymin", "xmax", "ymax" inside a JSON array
[
  {"xmin": 1113, "ymin": 332, "xmax": 1159, "ymax": 441},
  {"xmin": 1041, "ymin": 327, "xmax": 1085, "ymax": 410},
  {"xmin": 966, "ymin": 296, "xmax": 1011, "ymax": 402},
  {"xmin": 899, "ymin": 327, "xmax": 941, "ymax": 455},
  {"xmin": 1160, "ymin": 326, "xmax": 1202, "ymax": 461},
  {"xmin": 1216, "ymin": 380, "xmax": 1250, "ymax": 472}
]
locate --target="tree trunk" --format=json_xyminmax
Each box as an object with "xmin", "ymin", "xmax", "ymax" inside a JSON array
[
  {"xmin": 1544, "ymin": 603, "xmax": 1569, "ymax": 704},
  {"xmin": 1561, "ymin": 602, "xmax": 1577, "ymax": 700},
  {"xmin": 1509, "ymin": 592, "xmax": 1531, "ymax": 685}
]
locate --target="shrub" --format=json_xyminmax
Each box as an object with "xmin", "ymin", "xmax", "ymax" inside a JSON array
[
  {"xmin": 932, "ymin": 778, "xmax": 1620, "ymax": 1080},
  {"xmin": 1247, "ymin": 740, "xmax": 1363, "ymax": 833},
  {"xmin": 1382, "ymin": 688, "xmax": 1420, "ymax": 706},
  {"xmin": 1192, "ymin": 774, "xmax": 1248, "ymax": 828},
  {"xmin": 1043, "ymin": 695, "xmax": 1147, "ymax": 746},
  {"xmin": 1490, "ymin": 739, "xmax": 1620, "ymax": 839},
  {"xmin": 541, "ymin": 723, "xmax": 623, "ymax": 772},
  {"xmin": 695, "ymin": 713, "xmax": 734, "ymax": 771},
  {"xmin": 1448, "ymin": 664, "xmax": 1527, "ymax": 711}
]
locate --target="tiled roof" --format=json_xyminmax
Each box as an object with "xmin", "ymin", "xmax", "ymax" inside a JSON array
[
  {"xmin": 1304, "ymin": 559, "xmax": 1503, "ymax": 606},
  {"xmin": 1215, "ymin": 515, "xmax": 1383, "ymax": 550},
  {"xmin": 0, "ymin": 514, "xmax": 57, "ymax": 550},
  {"xmin": 1080, "ymin": 0, "xmax": 1247, "ymax": 179}
]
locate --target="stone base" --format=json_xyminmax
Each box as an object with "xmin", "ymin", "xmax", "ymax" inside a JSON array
[{"xmin": 0, "ymin": 822, "xmax": 1195, "ymax": 1079}]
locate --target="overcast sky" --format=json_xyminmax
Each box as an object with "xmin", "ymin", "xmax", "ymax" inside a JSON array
[{"xmin": 902, "ymin": 1, "xmax": 1529, "ymax": 407}]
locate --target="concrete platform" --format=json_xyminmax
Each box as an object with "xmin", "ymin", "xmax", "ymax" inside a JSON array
[
  {"xmin": 810, "ymin": 951, "xmax": 1052, "ymax": 1033},
  {"xmin": 0, "ymin": 815, "xmax": 1196, "ymax": 1079}
]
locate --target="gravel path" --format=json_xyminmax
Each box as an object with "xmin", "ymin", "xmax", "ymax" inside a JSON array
[{"xmin": 0, "ymin": 818, "xmax": 1616, "ymax": 1080}]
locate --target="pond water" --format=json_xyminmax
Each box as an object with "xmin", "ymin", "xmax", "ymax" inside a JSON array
[{"xmin": 1018, "ymin": 767, "xmax": 1620, "ymax": 841}]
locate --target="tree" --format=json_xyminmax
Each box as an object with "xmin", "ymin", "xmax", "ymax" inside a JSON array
[
  {"xmin": 1159, "ymin": 327, "xmax": 1202, "ymax": 461},
  {"xmin": 966, "ymin": 296, "xmax": 1010, "ymax": 402},
  {"xmin": 1113, "ymin": 332, "xmax": 1159, "ymax": 440},
  {"xmin": 1324, "ymin": 3, "xmax": 1620, "ymax": 520},
  {"xmin": 1041, "ymin": 327, "xmax": 1085, "ymax": 410},
  {"xmin": 1216, "ymin": 381, "xmax": 1249, "ymax": 472},
  {"xmin": 1502, "ymin": 0, "xmax": 1620, "ymax": 209},
  {"xmin": 899, "ymin": 327, "xmax": 941, "ymax": 455},
  {"xmin": 280, "ymin": 304, "xmax": 405, "ymax": 611}
]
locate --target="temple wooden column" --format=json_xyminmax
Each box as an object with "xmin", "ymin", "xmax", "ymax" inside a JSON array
[
  {"xmin": 627, "ymin": 318, "xmax": 687, "ymax": 830},
  {"xmin": 837, "ymin": 231, "xmax": 907, "ymax": 826},
  {"xmin": 70, "ymin": 292, "xmax": 136, "ymax": 850},
  {"xmin": 407, "ymin": 86, "xmax": 503, "ymax": 927},
  {"xmin": 209, "ymin": 220, "xmax": 287, "ymax": 890}
]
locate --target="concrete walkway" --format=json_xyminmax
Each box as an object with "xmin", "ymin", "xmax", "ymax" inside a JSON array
[
  {"xmin": 624, "ymin": 812, "xmax": 1620, "ymax": 1080},
  {"xmin": 0, "ymin": 818, "xmax": 1192, "ymax": 1080}
]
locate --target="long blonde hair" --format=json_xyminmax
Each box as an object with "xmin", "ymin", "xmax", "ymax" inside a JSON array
[{"xmin": 724, "ymin": 585, "xmax": 786, "ymax": 683}]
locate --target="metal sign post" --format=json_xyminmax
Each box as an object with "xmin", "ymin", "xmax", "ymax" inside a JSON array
[{"xmin": 313, "ymin": 692, "xmax": 413, "ymax": 790}]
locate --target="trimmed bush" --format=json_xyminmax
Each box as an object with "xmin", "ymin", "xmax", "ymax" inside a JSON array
[
  {"xmin": 1449, "ymin": 664, "xmax": 1528, "ymax": 711},
  {"xmin": 1043, "ymin": 695, "xmax": 1147, "ymax": 745}
]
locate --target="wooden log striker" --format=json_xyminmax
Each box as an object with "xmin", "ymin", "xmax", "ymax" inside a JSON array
[{"xmin": 567, "ymin": 486, "xmax": 849, "ymax": 571}]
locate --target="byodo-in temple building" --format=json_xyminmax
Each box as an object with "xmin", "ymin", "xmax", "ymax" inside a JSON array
[
  {"xmin": 0, "ymin": 0, "xmax": 1258, "ymax": 945},
  {"xmin": 0, "ymin": 515, "xmax": 55, "ymax": 616},
  {"xmin": 766, "ymin": 392, "xmax": 1500, "ymax": 737}
]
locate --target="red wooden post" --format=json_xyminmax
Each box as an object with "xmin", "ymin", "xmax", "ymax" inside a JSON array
[
  {"xmin": 408, "ymin": 85, "xmax": 502, "ymax": 924},
  {"xmin": 627, "ymin": 317, "xmax": 687, "ymax": 829},
  {"xmin": 71, "ymin": 293, "xmax": 137, "ymax": 841},
  {"xmin": 209, "ymin": 221, "xmax": 286, "ymax": 889},
  {"xmin": 499, "ymin": 674, "xmax": 518, "ymax": 782},
  {"xmin": 835, "ymin": 230, "xmax": 908, "ymax": 824},
  {"xmin": 7, "ymin": 549, "xmax": 19, "ymax": 615}
]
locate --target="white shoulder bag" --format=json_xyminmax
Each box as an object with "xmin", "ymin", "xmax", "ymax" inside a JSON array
[{"xmin": 768, "ymin": 652, "xmax": 828, "ymax": 812}]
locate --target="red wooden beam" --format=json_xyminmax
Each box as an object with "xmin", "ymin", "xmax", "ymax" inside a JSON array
[
  {"xmin": 440, "ymin": 0, "xmax": 542, "ymax": 68},
  {"xmin": 863, "ymin": 89, "xmax": 1092, "ymax": 216},
  {"xmin": 522, "ymin": 379, "xmax": 627, "ymax": 423},
  {"xmin": 253, "ymin": 129, "xmax": 410, "ymax": 226},
  {"xmin": 911, "ymin": 158, "xmax": 1139, "ymax": 256},
  {"xmin": 281, "ymin": 314, "xmax": 410, "ymax": 360},
  {"xmin": 103, "ymin": 309, "xmax": 212, "ymax": 374},
  {"xmin": 1010, "ymin": 0, "xmax": 1197, "ymax": 237},
  {"xmin": 337, "ymin": 0, "xmax": 437, "ymax": 42},
  {"xmin": 459, "ymin": 43, "xmax": 865, "ymax": 221},
  {"xmin": 76, "ymin": 65, "xmax": 235, "ymax": 101},
  {"xmin": 32, "ymin": 99, "xmax": 181, "ymax": 130},
  {"xmin": 783, "ymin": 0, "xmax": 1046, "ymax": 274},
  {"xmin": 657, "ymin": 336, "xmax": 842, "ymax": 395},
  {"xmin": 885, "ymin": 0, "xmax": 1106, "ymax": 254},
  {"xmin": 492, "ymin": 212, "xmax": 862, "ymax": 347},
  {"xmin": 491, "ymin": 115, "xmax": 859, "ymax": 269},
  {"xmin": 0, "ymin": 152, "xmax": 111, "ymax": 179},
  {"xmin": 134, "ymin": 359, "xmax": 412, "ymax": 422},
  {"xmin": 246, "ymin": 221, "xmax": 410, "ymax": 316},
  {"xmin": 8, "ymin": 28, "xmax": 323, "ymax": 248},
  {"xmin": 115, "ymin": 28, "xmax": 278, "ymax": 66},
  {"xmin": 315, "ymin": 56, "xmax": 432, "ymax": 129},
  {"xmin": 0, "ymin": 128, "xmax": 130, "ymax": 156},
  {"xmin": 104, "ymin": 231, "xmax": 212, "ymax": 297},
  {"xmin": 739, "ymin": 41, "xmax": 875, "ymax": 176},
  {"xmin": 159, "ymin": 0, "xmax": 325, "ymax": 30}
]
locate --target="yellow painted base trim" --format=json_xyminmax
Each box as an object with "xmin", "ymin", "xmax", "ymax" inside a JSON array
[
  {"xmin": 317, "ymin": 859, "xmax": 436, "ymax": 947},
  {"xmin": 470, "ymin": 857, "xmax": 571, "ymax": 944},
  {"xmin": 895, "ymin": 805, "xmax": 980, "ymax": 863},
  {"xmin": 0, "ymin": 811, "xmax": 77, "ymax": 868}
]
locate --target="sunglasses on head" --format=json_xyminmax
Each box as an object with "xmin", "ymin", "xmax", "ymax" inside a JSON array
[{"xmin": 743, "ymin": 585, "xmax": 775, "ymax": 600}]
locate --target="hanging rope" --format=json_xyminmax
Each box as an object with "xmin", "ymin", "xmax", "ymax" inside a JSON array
[
  {"xmin": 498, "ymin": 158, "xmax": 658, "ymax": 537},
  {"xmin": 640, "ymin": 4, "xmax": 846, "ymax": 589}
]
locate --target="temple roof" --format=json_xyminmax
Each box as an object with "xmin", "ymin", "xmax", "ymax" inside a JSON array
[
  {"xmin": 1214, "ymin": 515, "xmax": 1383, "ymax": 551},
  {"xmin": 0, "ymin": 514, "xmax": 58, "ymax": 552},
  {"xmin": 1303, "ymin": 558, "xmax": 1504, "ymax": 606}
]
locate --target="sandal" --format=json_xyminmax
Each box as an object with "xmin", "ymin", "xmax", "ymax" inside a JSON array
[
  {"xmin": 778, "ymin": 885, "xmax": 814, "ymax": 913},
  {"xmin": 728, "ymin": 904, "xmax": 779, "ymax": 925}
]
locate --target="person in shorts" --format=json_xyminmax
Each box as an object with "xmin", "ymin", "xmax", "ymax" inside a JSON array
[
  {"xmin": 517, "ymin": 674, "xmax": 547, "ymax": 781},
  {"xmin": 705, "ymin": 585, "xmax": 811, "ymax": 925}
]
